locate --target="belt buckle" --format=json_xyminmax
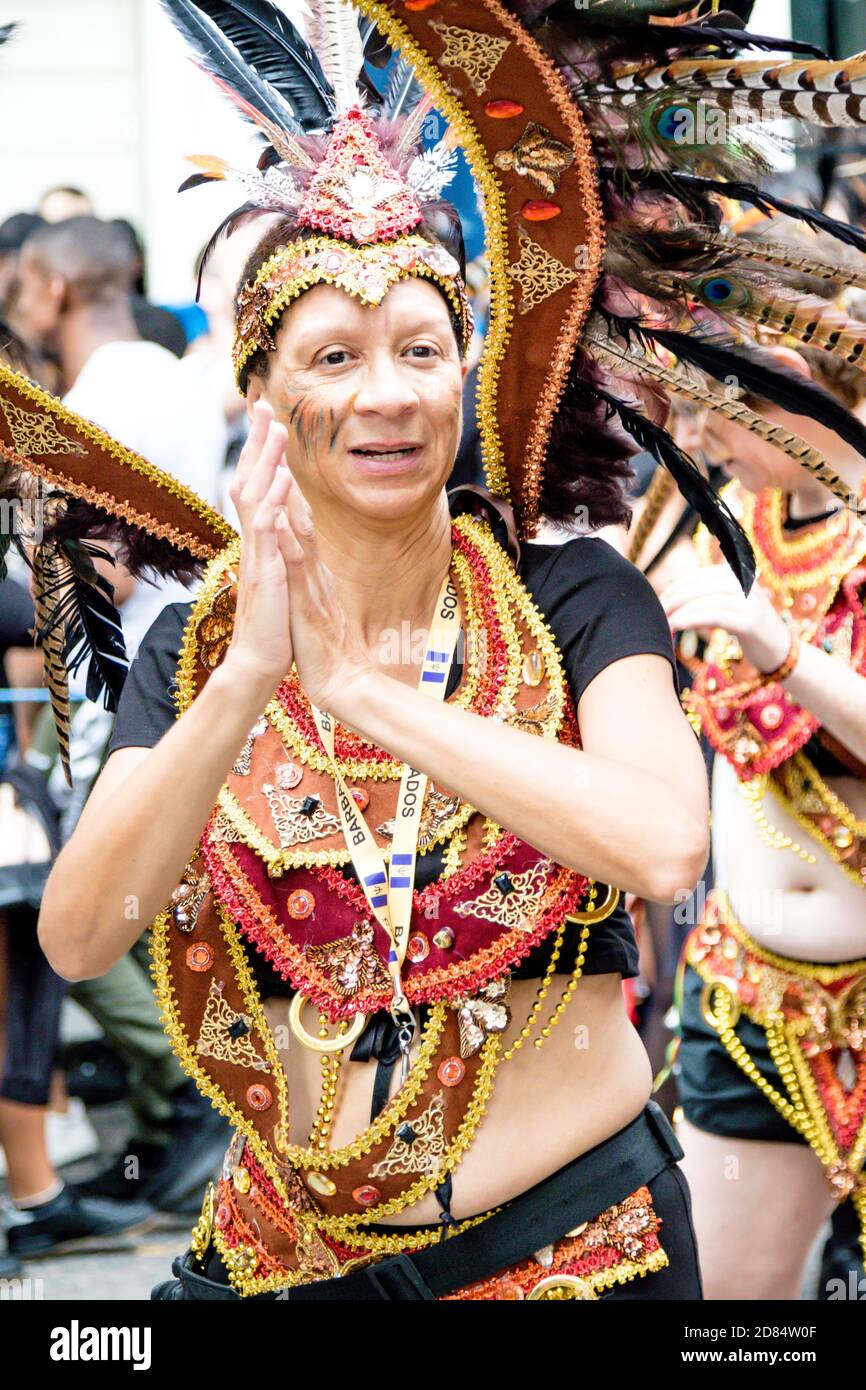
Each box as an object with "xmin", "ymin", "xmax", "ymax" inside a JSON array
[
  {"xmin": 526, "ymin": 1274, "xmax": 598, "ymax": 1301},
  {"xmin": 644, "ymin": 1099, "xmax": 684, "ymax": 1164}
]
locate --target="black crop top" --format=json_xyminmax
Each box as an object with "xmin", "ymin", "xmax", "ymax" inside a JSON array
[{"xmin": 108, "ymin": 536, "xmax": 679, "ymax": 985}]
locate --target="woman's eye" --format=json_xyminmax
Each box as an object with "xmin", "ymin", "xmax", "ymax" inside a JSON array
[
  {"xmin": 406, "ymin": 344, "xmax": 437, "ymax": 359},
  {"xmin": 320, "ymin": 349, "xmax": 350, "ymax": 366}
]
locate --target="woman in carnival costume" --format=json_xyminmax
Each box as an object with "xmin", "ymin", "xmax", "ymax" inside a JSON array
[{"xmin": 10, "ymin": 0, "xmax": 866, "ymax": 1300}]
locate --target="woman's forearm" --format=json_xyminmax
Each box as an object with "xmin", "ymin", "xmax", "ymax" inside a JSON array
[
  {"xmin": 39, "ymin": 655, "xmax": 275, "ymax": 981},
  {"xmin": 783, "ymin": 643, "xmax": 866, "ymax": 764},
  {"xmin": 333, "ymin": 671, "xmax": 708, "ymax": 901}
]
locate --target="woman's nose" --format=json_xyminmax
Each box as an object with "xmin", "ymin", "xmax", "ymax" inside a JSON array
[{"xmin": 354, "ymin": 355, "xmax": 418, "ymax": 414}]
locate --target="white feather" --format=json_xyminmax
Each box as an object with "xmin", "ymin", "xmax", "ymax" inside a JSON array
[
  {"xmin": 310, "ymin": 0, "xmax": 365, "ymax": 115},
  {"xmin": 407, "ymin": 140, "xmax": 459, "ymax": 201}
]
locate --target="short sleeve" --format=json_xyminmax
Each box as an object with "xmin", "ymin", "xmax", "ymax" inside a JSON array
[
  {"xmin": 520, "ymin": 537, "xmax": 677, "ymax": 707},
  {"xmin": 106, "ymin": 602, "xmax": 192, "ymax": 756}
]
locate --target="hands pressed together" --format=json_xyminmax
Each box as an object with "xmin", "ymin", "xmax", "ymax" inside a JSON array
[{"xmin": 225, "ymin": 399, "xmax": 372, "ymax": 711}]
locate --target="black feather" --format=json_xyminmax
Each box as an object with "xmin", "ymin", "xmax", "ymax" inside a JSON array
[
  {"xmin": 619, "ymin": 169, "xmax": 866, "ymax": 257},
  {"xmin": 0, "ymin": 23, "xmax": 17, "ymax": 44},
  {"xmin": 360, "ymin": 16, "xmax": 392, "ymax": 69},
  {"xmin": 161, "ymin": 0, "xmax": 306, "ymax": 137},
  {"xmin": 179, "ymin": 0, "xmax": 334, "ymax": 131},
  {"xmin": 581, "ymin": 380, "xmax": 755, "ymax": 592},
  {"xmin": 191, "ymin": 200, "xmax": 267, "ymax": 299},
  {"xmin": 605, "ymin": 314, "xmax": 866, "ymax": 463},
  {"xmin": 178, "ymin": 170, "xmax": 220, "ymax": 193},
  {"xmin": 36, "ymin": 539, "xmax": 129, "ymax": 711},
  {"xmin": 41, "ymin": 497, "xmax": 206, "ymax": 585},
  {"xmin": 581, "ymin": 18, "xmax": 827, "ymax": 60}
]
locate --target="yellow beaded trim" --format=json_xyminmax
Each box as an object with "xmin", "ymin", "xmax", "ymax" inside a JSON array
[
  {"xmin": 310, "ymin": 1035, "xmax": 502, "ymax": 1236},
  {"xmin": 0, "ymin": 363, "xmax": 236, "ymax": 560},
  {"xmin": 275, "ymin": 1005, "xmax": 450, "ymax": 1173},
  {"xmin": 212, "ymin": 782, "xmax": 478, "ymax": 875},
  {"xmin": 441, "ymin": 822, "xmax": 468, "ymax": 878},
  {"xmin": 149, "ymin": 899, "xmax": 294, "ymax": 1212},
  {"xmin": 173, "ymin": 539, "xmax": 240, "ymax": 718},
  {"xmin": 765, "ymin": 751, "xmax": 866, "ymax": 890},
  {"xmin": 177, "ymin": 513, "xmax": 567, "ymax": 872},
  {"xmin": 153, "ymin": 884, "xmax": 501, "ymax": 1238},
  {"xmin": 742, "ymin": 487, "xmax": 866, "ymax": 592},
  {"xmin": 739, "ymin": 774, "xmax": 818, "ymax": 866},
  {"xmin": 347, "ymin": 0, "xmax": 512, "ymax": 499},
  {"xmin": 701, "ymin": 892, "xmax": 866, "ymax": 983},
  {"xmin": 234, "ymin": 235, "xmax": 471, "ymax": 383}
]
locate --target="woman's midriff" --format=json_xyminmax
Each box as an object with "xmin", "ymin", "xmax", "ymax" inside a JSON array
[
  {"xmin": 262, "ymin": 972, "xmax": 651, "ymax": 1225},
  {"xmin": 711, "ymin": 756, "xmax": 866, "ymax": 962}
]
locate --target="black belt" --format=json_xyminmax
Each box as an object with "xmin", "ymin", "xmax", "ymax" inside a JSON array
[{"xmin": 159, "ymin": 1102, "xmax": 682, "ymax": 1302}]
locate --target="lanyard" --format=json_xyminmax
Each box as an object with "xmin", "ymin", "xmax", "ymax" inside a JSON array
[{"xmin": 308, "ymin": 569, "xmax": 461, "ymax": 1052}]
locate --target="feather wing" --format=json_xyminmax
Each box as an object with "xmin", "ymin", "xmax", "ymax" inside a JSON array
[
  {"xmin": 183, "ymin": 0, "xmax": 334, "ymax": 129},
  {"xmin": 32, "ymin": 543, "xmax": 73, "ymax": 786},
  {"xmin": 309, "ymin": 0, "xmax": 364, "ymax": 115}
]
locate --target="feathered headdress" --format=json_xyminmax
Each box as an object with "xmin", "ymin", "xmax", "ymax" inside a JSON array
[
  {"xmin": 10, "ymin": 0, "xmax": 866, "ymax": 763},
  {"xmin": 154, "ymin": 0, "xmax": 866, "ymax": 586}
]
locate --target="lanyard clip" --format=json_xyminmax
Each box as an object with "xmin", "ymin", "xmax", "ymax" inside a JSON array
[{"xmin": 390, "ymin": 993, "xmax": 416, "ymax": 1084}]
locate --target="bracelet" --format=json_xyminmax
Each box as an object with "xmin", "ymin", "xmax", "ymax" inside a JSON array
[{"xmin": 758, "ymin": 627, "xmax": 800, "ymax": 685}]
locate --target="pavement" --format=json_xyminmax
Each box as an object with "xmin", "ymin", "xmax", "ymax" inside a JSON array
[{"xmin": 1, "ymin": 1101, "xmax": 211, "ymax": 1302}]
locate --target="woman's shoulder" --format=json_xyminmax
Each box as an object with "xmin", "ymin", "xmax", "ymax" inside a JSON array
[
  {"xmin": 517, "ymin": 534, "xmax": 676, "ymax": 703},
  {"xmin": 519, "ymin": 534, "xmax": 660, "ymax": 605}
]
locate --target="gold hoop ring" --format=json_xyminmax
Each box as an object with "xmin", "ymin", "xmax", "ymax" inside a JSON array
[
  {"xmin": 700, "ymin": 979, "xmax": 741, "ymax": 1032},
  {"xmin": 289, "ymin": 993, "xmax": 367, "ymax": 1053},
  {"xmin": 566, "ymin": 883, "xmax": 620, "ymax": 924}
]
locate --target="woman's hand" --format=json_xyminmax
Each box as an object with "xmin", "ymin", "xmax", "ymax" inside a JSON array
[
  {"xmin": 224, "ymin": 400, "xmax": 296, "ymax": 697},
  {"xmin": 273, "ymin": 467, "xmax": 374, "ymax": 712},
  {"xmin": 660, "ymin": 565, "xmax": 790, "ymax": 674}
]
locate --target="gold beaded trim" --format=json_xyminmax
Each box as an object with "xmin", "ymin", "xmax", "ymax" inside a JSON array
[
  {"xmin": 765, "ymin": 751, "xmax": 866, "ymax": 890},
  {"xmin": 234, "ymin": 235, "xmax": 472, "ymax": 383},
  {"xmin": 347, "ymin": 0, "xmax": 512, "ymax": 499},
  {"xmin": 699, "ymin": 892, "xmax": 866, "ymax": 983},
  {"xmin": 212, "ymin": 783, "xmax": 478, "ymax": 875},
  {"xmin": 739, "ymin": 774, "xmax": 819, "ymax": 867},
  {"xmin": 700, "ymin": 985, "xmax": 864, "ymax": 1193},
  {"xmin": 149, "ymin": 898, "xmax": 294, "ymax": 1211},
  {"xmin": 310, "ymin": 1035, "xmax": 502, "ymax": 1236},
  {"xmin": 0, "ymin": 364, "xmax": 236, "ymax": 560}
]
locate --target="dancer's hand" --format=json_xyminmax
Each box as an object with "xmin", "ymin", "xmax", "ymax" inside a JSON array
[
  {"xmin": 224, "ymin": 400, "xmax": 296, "ymax": 697},
  {"xmin": 660, "ymin": 565, "xmax": 791, "ymax": 674},
  {"xmin": 273, "ymin": 466, "xmax": 374, "ymax": 714}
]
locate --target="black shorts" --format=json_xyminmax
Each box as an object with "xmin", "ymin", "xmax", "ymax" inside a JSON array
[{"xmin": 677, "ymin": 962, "xmax": 805, "ymax": 1145}]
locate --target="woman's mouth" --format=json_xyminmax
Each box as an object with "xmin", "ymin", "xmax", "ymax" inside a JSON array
[{"xmin": 349, "ymin": 444, "xmax": 423, "ymax": 474}]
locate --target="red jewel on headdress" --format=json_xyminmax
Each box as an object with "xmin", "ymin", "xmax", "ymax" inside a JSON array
[
  {"xmin": 522, "ymin": 200, "xmax": 561, "ymax": 222},
  {"xmin": 296, "ymin": 106, "xmax": 423, "ymax": 244},
  {"xmin": 484, "ymin": 99, "xmax": 525, "ymax": 119}
]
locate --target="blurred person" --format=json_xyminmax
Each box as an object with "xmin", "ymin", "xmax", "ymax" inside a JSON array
[
  {"xmin": 13, "ymin": 217, "xmax": 229, "ymax": 512},
  {"xmin": 0, "ymin": 325, "xmax": 153, "ymax": 1260},
  {"xmin": 28, "ymin": 542, "xmax": 230, "ymax": 1215},
  {"xmin": 37, "ymin": 185, "xmax": 93, "ymax": 224},
  {"xmin": 110, "ymin": 217, "xmax": 188, "ymax": 359},
  {"xmin": 0, "ymin": 213, "xmax": 45, "ymax": 314},
  {"xmin": 663, "ymin": 345, "xmax": 866, "ymax": 1298}
]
